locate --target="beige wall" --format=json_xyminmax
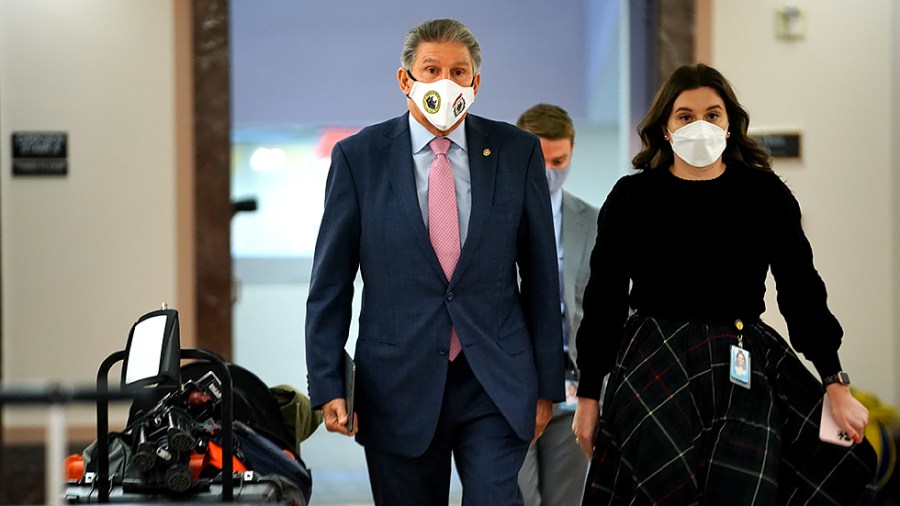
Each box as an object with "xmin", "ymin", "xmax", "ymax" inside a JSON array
[
  {"xmin": 0, "ymin": 0, "xmax": 183, "ymax": 427},
  {"xmin": 710, "ymin": 1, "xmax": 897, "ymax": 405},
  {"xmin": 894, "ymin": 0, "xmax": 900, "ymax": 412}
]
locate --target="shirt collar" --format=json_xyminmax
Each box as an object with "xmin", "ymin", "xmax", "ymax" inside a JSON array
[
  {"xmin": 550, "ymin": 189, "xmax": 563, "ymax": 215},
  {"xmin": 409, "ymin": 114, "xmax": 468, "ymax": 154}
]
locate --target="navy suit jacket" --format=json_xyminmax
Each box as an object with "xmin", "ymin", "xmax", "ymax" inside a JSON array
[{"xmin": 306, "ymin": 112, "xmax": 564, "ymax": 457}]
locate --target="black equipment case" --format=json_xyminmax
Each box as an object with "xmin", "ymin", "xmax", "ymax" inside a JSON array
[{"xmin": 63, "ymin": 308, "xmax": 311, "ymax": 505}]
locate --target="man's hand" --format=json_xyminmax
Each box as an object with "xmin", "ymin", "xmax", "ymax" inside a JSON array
[
  {"xmin": 532, "ymin": 398, "xmax": 553, "ymax": 444},
  {"xmin": 572, "ymin": 396, "xmax": 600, "ymax": 459},
  {"xmin": 322, "ymin": 397, "xmax": 357, "ymax": 436}
]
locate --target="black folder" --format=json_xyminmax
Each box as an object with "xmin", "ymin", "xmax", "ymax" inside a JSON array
[{"xmin": 343, "ymin": 350, "xmax": 356, "ymax": 432}]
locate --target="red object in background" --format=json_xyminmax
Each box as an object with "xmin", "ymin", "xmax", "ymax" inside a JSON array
[
  {"xmin": 314, "ymin": 127, "xmax": 360, "ymax": 159},
  {"xmin": 187, "ymin": 390, "xmax": 212, "ymax": 407},
  {"xmin": 65, "ymin": 454, "xmax": 84, "ymax": 482}
]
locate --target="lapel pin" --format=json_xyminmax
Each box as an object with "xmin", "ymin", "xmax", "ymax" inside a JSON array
[{"xmin": 483, "ymin": 148, "xmax": 491, "ymax": 157}]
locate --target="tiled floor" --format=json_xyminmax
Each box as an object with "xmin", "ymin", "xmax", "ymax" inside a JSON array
[{"xmin": 300, "ymin": 428, "xmax": 462, "ymax": 505}]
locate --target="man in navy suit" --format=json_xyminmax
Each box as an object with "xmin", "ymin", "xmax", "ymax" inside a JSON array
[{"xmin": 306, "ymin": 18, "xmax": 564, "ymax": 506}]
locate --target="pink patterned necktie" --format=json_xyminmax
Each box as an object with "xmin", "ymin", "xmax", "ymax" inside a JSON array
[{"xmin": 428, "ymin": 137, "xmax": 462, "ymax": 361}]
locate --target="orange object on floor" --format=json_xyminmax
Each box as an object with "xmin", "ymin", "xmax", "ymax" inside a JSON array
[{"xmin": 65, "ymin": 454, "xmax": 84, "ymax": 482}]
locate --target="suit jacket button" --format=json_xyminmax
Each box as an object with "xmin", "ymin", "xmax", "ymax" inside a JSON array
[
  {"xmin": 439, "ymin": 349, "xmax": 448, "ymax": 356},
  {"xmin": 446, "ymin": 292, "xmax": 454, "ymax": 301}
]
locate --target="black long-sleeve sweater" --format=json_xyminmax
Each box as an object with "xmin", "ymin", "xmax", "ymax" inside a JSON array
[{"xmin": 575, "ymin": 164, "xmax": 843, "ymax": 399}]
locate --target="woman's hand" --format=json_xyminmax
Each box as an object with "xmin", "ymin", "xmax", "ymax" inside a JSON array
[
  {"xmin": 826, "ymin": 384, "xmax": 869, "ymax": 443},
  {"xmin": 572, "ymin": 396, "xmax": 601, "ymax": 460}
]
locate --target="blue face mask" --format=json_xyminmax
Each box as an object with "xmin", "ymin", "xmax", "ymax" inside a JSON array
[{"xmin": 545, "ymin": 165, "xmax": 571, "ymax": 194}]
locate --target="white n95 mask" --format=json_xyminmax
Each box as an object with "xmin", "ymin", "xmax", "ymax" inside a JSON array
[
  {"xmin": 668, "ymin": 120, "xmax": 728, "ymax": 167},
  {"xmin": 407, "ymin": 77, "xmax": 475, "ymax": 131}
]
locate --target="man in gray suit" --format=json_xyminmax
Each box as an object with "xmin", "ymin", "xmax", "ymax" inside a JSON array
[{"xmin": 516, "ymin": 104, "xmax": 600, "ymax": 506}]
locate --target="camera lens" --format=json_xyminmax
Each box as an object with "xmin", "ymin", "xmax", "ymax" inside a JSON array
[
  {"xmin": 132, "ymin": 425, "xmax": 156, "ymax": 472},
  {"xmin": 165, "ymin": 464, "xmax": 192, "ymax": 493}
]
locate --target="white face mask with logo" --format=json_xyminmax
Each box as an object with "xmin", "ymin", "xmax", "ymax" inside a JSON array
[
  {"xmin": 545, "ymin": 166, "xmax": 571, "ymax": 194},
  {"xmin": 407, "ymin": 73, "xmax": 476, "ymax": 131},
  {"xmin": 668, "ymin": 120, "xmax": 728, "ymax": 167}
]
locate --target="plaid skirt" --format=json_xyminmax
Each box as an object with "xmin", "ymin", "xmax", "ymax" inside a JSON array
[{"xmin": 583, "ymin": 314, "xmax": 876, "ymax": 505}]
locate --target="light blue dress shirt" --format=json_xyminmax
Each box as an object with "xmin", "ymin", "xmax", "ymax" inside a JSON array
[{"xmin": 408, "ymin": 114, "xmax": 472, "ymax": 247}]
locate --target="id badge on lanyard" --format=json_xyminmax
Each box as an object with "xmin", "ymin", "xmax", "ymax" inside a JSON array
[
  {"xmin": 729, "ymin": 319, "xmax": 751, "ymax": 389},
  {"xmin": 561, "ymin": 354, "xmax": 579, "ymax": 411}
]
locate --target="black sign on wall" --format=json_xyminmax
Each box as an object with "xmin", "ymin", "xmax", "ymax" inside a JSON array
[
  {"xmin": 11, "ymin": 132, "xmax": 68, "ymax": 176},
  {"xmin": 753, "ymin": 132, "xmax": 802, "ymax": 159}
]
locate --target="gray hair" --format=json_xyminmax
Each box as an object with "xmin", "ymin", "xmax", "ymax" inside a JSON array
[{"xmin": 401, "ymin": 19, "xmax": 482, "ymax": 74}]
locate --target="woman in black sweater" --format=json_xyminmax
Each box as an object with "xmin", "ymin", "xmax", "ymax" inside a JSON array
[{"xmin": 572, "ymin": 64, "xmax": 874, "ymax": 505}]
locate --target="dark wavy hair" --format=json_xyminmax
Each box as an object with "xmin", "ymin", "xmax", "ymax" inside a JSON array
[{"xmin": 632, "ymin": 64, "xmax": 772, "ymax": 173}]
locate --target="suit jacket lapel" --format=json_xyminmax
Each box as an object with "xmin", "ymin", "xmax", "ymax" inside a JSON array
[
  {"xmin": 383, "ymin": 113, "xmax": 447, "ymax": 281},
  {"xmin": 450, "ymin": 115, "xmax": 496, "ymax": 287}
]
